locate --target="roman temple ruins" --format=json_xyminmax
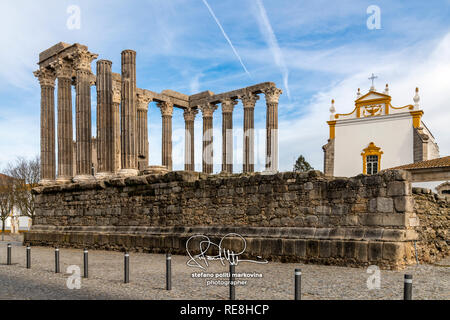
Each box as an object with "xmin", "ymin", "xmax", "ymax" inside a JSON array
[
  {"xmin": 34, "ymin": 42, "xmax": 282, "ymax": 184},
  {"xmin": 26, "ymin": 43, "xmax": 448, "ymax": 270}
]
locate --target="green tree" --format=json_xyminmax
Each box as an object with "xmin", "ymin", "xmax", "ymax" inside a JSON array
[{"xmin": 293, "ymin": 155, "xmax": 313, "ymax": 172}]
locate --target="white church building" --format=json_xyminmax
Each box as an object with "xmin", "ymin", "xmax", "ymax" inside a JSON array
[{"xmin": 323, "ymin": 78, "xmax": 440, "ymax": 177}]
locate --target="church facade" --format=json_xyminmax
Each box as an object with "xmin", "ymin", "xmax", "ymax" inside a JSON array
[{"xmin": 323, "ymin": 82, "xmax": 440, "ymax": 177}]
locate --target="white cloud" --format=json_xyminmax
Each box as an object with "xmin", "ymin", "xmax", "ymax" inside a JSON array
[
  {"xmin": 253, "ymin": 0, "xmax": 290, "ymax": 99},
  {"xmin": 201, "ymin": 0, "xmax": 251, "ymax": 77},
  {"xmin": 277, "ymin": 31, "xmax": 450, "ymax": 172}
]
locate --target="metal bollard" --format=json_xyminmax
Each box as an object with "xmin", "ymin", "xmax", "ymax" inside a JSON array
[
  {"xmin": 83, "ymin": 249, "xmax": 88, "ymax": 278},
  {"xmin": 229, "ymin": 264, "xmax": 236, "ymax": 300},
  {"xmin": 124, "ymin": 252, "xmax": 129, "ymax": 283},
  {"xmin": 404, "ymin": 274, "xmax": 413, "ymax": 300},
  {"xmin": 55, "ymin": 247, "xmax": 60, "ymax": 273},
  {"xmin": 7, "ymin": 243, "xmax": 12, "ymax": 265},
  {"xmin": 295, "ymin": 268, "xmax": 302, "ymax": 300},
  {"xmin": 26, "ymin": 245, "xmax": 31, "ymax": 269},
  {"xmin": 166, "ymin": 253, "xmax": 172, "ymax": 290}
]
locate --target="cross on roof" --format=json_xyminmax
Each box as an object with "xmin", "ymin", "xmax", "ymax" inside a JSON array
[{"xmin": 369, "ymin": 73, "xmax": 378, "ymax": 87}]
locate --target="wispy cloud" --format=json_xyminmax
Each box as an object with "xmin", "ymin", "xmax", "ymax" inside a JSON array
[
  {"xmin": 254, "ymin": 0, "xmax": 290, "ymax": 99},
  {"xmin": 201, "ymin": 0, "xmax": 251, "ymax": 77}
]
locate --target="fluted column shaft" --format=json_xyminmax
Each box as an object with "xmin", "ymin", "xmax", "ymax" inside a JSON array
[
  {"xmin": 137, "ymin": 109, "xmax": 148, "ymax": 161},
  {"xmin": 96, "ymin": 60, "xmax": 114, "ymax": 174},
  {"xmin": 221, "ymin": 99, "xmax": 237, "ymax": 173},
  {"xmin": 112, "ymin": 75, "xmax": 122, "ymax": 173},
  {"xmin": 34, "ymin": 69, "xmax": 56, "ymax": 182},
  {"xmin": 158, "ymin": 102, "xmax": 174, "ymax": 171},
  {"xmin": 73, "ymin": 49, "xmax": 97, "ymax": 178},
  {"xmin": 120, "ymin": 50, "xmax": 138, "ymax": 171},
  {"xmin": 264, "ymin": 87, "xmax": 282, "ymax": 171},
  {"xmin": 184, "ymin": 108, "xmax": 198, "ymax": 171},
  {"xmin": 241, "ymin": 93, "xmax": 259, "ymax": 173},
  {"xmin": 75, "ymin": 69, "xmax": 93, "ymax": 175},
  {"xmin": 200, "ymin": 104, "xmax": 218, "ymax": 174},
  {"xmin": 53, "ymin": 59, "xmax": 74, "ymax": 181}
]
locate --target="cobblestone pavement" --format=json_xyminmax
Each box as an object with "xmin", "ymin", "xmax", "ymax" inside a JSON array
[{"xmin": 0, "ymin": 241, "xmax": 448, "ymax": 300}]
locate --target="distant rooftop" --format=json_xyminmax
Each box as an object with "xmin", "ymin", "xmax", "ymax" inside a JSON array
[{"xmin": 389, "ymin": 156, "xmax": 450, "ymax": 170}]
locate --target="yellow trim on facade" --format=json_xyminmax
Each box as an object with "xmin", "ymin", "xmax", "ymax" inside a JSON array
[
  {"xmin": 391, "ymin": 104, "xmax": 414, "ymax": 111},
  {"xmin": 410, "ymin": 110, "xmax": 424, "ymax": 128},
  {"xmin": 327, "ymin": 120, "xmax": 336, "ymax": 139},
  {"xmin": 361, "ymin": 142, "xmax": 383, "ymax": 174}
]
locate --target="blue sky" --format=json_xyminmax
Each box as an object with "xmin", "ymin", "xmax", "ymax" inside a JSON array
[{"xmin": 0, "ymin": 0, "xmax": 449, "ymax": 173}]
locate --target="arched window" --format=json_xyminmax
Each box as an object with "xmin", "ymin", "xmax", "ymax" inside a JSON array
[{"xmin": 361, "ymin": 142, "xmax": 383, "ymax": 175}]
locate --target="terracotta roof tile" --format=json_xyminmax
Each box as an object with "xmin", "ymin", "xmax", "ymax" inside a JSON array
[{"xmin": 388, "ymin": 156, "xmax": 450, "ymax": 170}]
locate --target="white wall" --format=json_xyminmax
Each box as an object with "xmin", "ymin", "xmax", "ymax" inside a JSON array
[
  {"xmin": 334, "ymin": 113, "xmax": 414, "ymax": 177},
  {"xmin": 0, "ymin": 216, "xmax": 32, "ymax": 231}
]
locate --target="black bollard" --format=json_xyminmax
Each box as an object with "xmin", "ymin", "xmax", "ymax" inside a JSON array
[
  {"xmin": 55, "ymin": 247, "xmax": 60, "ymax": 273},
  {"xmin": 166, "ymin": 253, "xmax": 172, "ymax": 290},
  {"xmin": 124, "ymin": 252, "xmax": 129, "ymax": 283},
  {"xmin": 229, "ymin": 264, "xmax": 236, "ymax": 300},
  {"xmin": 295, "ymin": 268, "xmax": 302, "ymax": 300},
  {"xmin": 7, "ymin": 243, "xmax": 11, "ymax": 265},
  {"xmin": 26, "ymin": 245, "xmax": 31, "ymax": 269},
  {"xmin": 404, "ymin": 274, "xmax": 413, "ymax": 300},
  {"xmin": 83, "ymin": 249, "xmax": 88, "ymax": 278}
]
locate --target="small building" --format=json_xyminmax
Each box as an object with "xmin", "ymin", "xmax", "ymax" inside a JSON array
[
  {"xmin": 323, "ymin": 80, "xmax": 440, "ymax": 177},
  {"xmin": 436, "ymin": 182, "xmax": 450, "ymax": 201}
]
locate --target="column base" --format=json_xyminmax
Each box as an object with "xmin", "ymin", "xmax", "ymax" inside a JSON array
[
  {"xmin": 118, "ymin": 168, "xmax": 140, "ymax": 177},
  {"xmin": 38, "ymin": 179, "xmax": 56, "ymax": 186},
  {"xmin": 95, "ymin": 172, "xmax": 115, "ymax": 180},
  {"xmin": 262, "ymin": 169, "xmax": 279, "ymax": 176},
  {"xmin": 73, "ymin": 175, "xmax": 96, "ymax": 183},
  {"xmin": 143, "ymin": 166, "xmax": 169, "ymax": 175},
  {"xmin": 56, "ymin": 176, "xmax": 73, "ymax": 184}
]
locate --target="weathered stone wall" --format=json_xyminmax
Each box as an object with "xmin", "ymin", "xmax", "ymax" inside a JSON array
[
  {"xmin": 25, "ymin": 170, "xmax": 426, "ymax": 269},
  {"xmin": 412, "ymin": 188, "xmax": 449, "ymax": 264}
]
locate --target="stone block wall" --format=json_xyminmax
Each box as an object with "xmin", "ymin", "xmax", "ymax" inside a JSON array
[
  {"xmin": 25, "ymin": 170, "xmax": 427, "ymax": 269},
  {"xmin": 412, "ymin": 187, "xmax": 449, "ymax": 264}
]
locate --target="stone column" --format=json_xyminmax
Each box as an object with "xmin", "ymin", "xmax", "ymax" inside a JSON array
[
  {"xmin": 241, "ymin": 93, "xmax": 259, "ymax": 173},
  {"xmin": 34, "ymin": 68, "xmax": 57, "ymax": 183},
  {"xmin": 183, "ymin": 107, "xmax": 198, "ymax": 171},
  {"xmin": 112, "ymin": 74, "xmax": 122, "ymax": 173},
  {"xmin": 120, "ymin": 50, "xmax": 139, "ymax": 176},
  {"xmin": 157, "ymin": 101, "xmax": 174, "ymax": 171},
  {"xmin": 53, "ymin": 59, "xmax": 74, "ymax": 183},
  {"xmin": 73, "ymin": 49, "xmax": 97, "ymax": 181},
  {"xmin": 200, "ymin": 103, "xmax": 218, "ymax": 174},
  {"xmin": 136, "ymin": 92, "xmax": 152, "ymax": 171},
  {"xmin": 221, "ymin": 99, "xmax": 237, "ymax": 173},
  {"xmin": 96, "ymin": 60, "xmax": 114, "ymax": 177},
  {"xmin": 263, "ymin": 87, "xmax": 282, "ymax": 172}
]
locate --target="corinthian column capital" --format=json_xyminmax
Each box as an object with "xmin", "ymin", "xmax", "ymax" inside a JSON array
[
  {"xmin": 157, "ymin": 101, "xmax": 174, "ymax": 117},
  {"xmin": 221, "ymin": 99, "xmax": 238, "ymax": 114},
  {"xmin": 52, "ymin": 58, "xmax": 74, "ymax": 79},
  {"xmin": 199, "ymin": 103, "xmax": 218, "ymax": 118},
  {"xmin": 183, "ymin": 107, "xmax": 198, "ymax": 122},
  {"xmin": 263, "ymin": 87, "xmax": 283, "ymax": 104},
  {"xmin": 72, "ymin": 49, "xmax": 98, "ymax": 72},
  {"xmin": 241, "ymin": 92, "xmax": 260, "ymax": 108},
  {"xmin": 112, "ymin": 75, "xmax": 122, "ymax": 104},
  {"xmin": 34, "ymin": 68, "xmax": 56, "ymax": 87},
  {"xmin": 137, "ymin": 92, "xmax": 152, "ymax": 111}
]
